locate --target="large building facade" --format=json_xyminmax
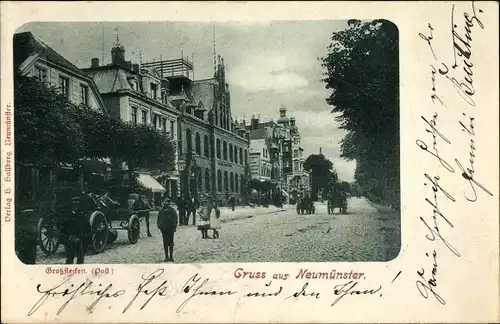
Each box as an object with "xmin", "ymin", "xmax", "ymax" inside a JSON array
[
  {"xmin": 142, "ymin": 55, "xmax": 250, "ymax": 204},
  {"xmin": 83, "ymin": 37, "xmax": 180, "ymax": 199},
  {"xmin": 247, "ymin": 104, "xmax": 311, "ymax": 201}
]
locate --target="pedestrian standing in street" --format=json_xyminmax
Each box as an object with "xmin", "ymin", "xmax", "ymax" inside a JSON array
[
  {"xmin": 60, "ymin": 195, "xmax": 92, "ymax": 264},
  {"xmin": 209, "ymin": 198, "xmax": 221, "ymax": 239},
  {"xmin": 196, "ymin": 196, "xmax": 211, "ymax": 239},
  {"xmin": 190, "ymin": 197, "xmax": 197, "ymax": 226},
  {"xmin": 157, "ymin": 198, "xmax": 178, "ymax": 262}
]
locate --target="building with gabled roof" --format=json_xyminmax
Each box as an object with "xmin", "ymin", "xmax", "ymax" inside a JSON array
[
  {"xmin": 82, "ymin": 36, "xmax": 180, "ymax": 200},
  {"xmin": 14, "ymin": 31, "xmax": 107, "ymax": 114},
  {"xmin": 141, "ymin": 54, "xmax": 251, "ymax": 204}
]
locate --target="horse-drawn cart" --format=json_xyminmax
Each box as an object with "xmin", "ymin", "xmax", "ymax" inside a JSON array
[
  {"xmin": 34, "ymin": 188, "xmax": 150, "ymax": 255},
  {"xmin": 327, "ymin": 191, "xmax": 348, "ymax": 214},
  {"xmin": 296, "ymin": 197, "xmax": 315, "ymax": 215}
]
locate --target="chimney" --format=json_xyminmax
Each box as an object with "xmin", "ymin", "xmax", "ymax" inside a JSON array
[
  {"xmin": 132, "ymin": 64, "xmax": 139, "ymax": 73},
  {"xmin": 91, "ymin": 58, "xmax": 99, "ymax": 68},
  {"xmin": 251, "ymin": 114, "xmax": 259, "ymax": 130}
]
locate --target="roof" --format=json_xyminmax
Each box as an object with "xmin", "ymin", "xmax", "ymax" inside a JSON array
[
  {"xmin": 249, "ymin": 139, "xmax": 266, "ymax": 154},
  {"xmin": 14, "ymin": 32, "xmax": 86, "ymax": 77},
  {"xmin": 249, "ymin": 127, "xmax": 270, "ymax": 140},
  {"xmin": 190, "ymin": 78, "xmax": 216, "ymax": 111},
  {"xmin": 14, "ymin": 31, "xmax": 108, "ymax": 114},
  {"xmin": 84, "ymin": 68, "xmax": 134, "ymax": 93}
]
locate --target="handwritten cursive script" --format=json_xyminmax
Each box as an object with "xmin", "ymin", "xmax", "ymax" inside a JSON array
[{"xmin": 28, "ymin": 275, "xmax": 126, "ymax": 316}]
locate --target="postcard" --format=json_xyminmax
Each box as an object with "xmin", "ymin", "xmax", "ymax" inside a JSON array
[{"xmin": 1, "ymin": 1, "xmax": 499, "ymax": 323}]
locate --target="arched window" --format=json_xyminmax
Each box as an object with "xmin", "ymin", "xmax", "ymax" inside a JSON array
[
  {"xmin": 186, "ymin": 129, "xmax": 192, "ymax": 152},
  {"xmin": 240, "ymin": 173, "xmax": 244, "ymax": 193},
  {"xmin": 217, "ymin": 170, "xmax": 222, "ymax": 192},
  {"xmin": 223, "ymin": 141, "xmax": 228, "ymax": 161},
  {"xmin": 230, "ymin": 172, "xmax": 234, "ymax": 192},
  {"xmin": 229, "ymin": 144, "xmax": 233, "ymax": 162},
  {"xmin": 235, "ymin": 174, "xmax": 239, "ymax": 193},
  {"xmin": 205, "ymin": 168, "xmax": 210, "ymax": 191},
  {"xmin": 204, "ymin": 135, "xmax": 209, "ymax": 157},
  {"xmin": 197, "ymin": 169, "xmax": 202, "ymax": 191},
  {"xmin": 224, "ymin": 171, "xmax": 228, "ymax": 192},
  {"xmin": 195, "ymin": 132, "xmax": 201, "ymax": 155},
  {"xmin": 234, "ymin": 147, "xmax": 238, "ymax": 164},
  {"xmin": 216, "ymin": 138, "xmax": 221, "ymax": 159},
  {"xmin": 239, "ymin": 148, "xmax": 243, "ymax": 165}
]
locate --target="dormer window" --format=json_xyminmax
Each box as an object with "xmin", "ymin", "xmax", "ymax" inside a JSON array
[{"xmin": 151, "ymin": 83, "xmax": 158, "ymax": 100}]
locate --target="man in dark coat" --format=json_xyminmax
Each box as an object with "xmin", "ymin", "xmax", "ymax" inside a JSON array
[
  {"xmin": 60, "ymin": 195, "xmax": 92, "ymax": 264},
  {"xmin": 157, "ymin": 198, "xmax": 178, "ymax": 262},
  {"xmin": 176, "ymin": 196, "xmax": 186, "ymax": 225}
]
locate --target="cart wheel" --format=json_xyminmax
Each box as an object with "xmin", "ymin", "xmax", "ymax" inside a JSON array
[
  {"xmin": 128, "ymin": 215, "xmax": 140, "ymax": 244},
  {"xmin": 90, "ymin": 211, "xmax": 108, "ymax": 254},
  {"xmin": 37, "ymin": 217, "xmax": 60, "ymax": 255}
]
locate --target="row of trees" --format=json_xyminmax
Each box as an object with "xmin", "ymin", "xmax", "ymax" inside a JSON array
[
  {"xmin": 15, "ymin": 72, "xmax": 176, "ymax": 192},
  {"xmin": 321, "ymin": 19, "xmax": 400, "ymax": 207},
  {"xmin": 303, "ymin": 153, "xmax": 350, "ymax": 200}
]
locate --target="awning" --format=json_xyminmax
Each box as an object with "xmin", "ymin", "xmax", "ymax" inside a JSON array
[{"xmin": 137, "ymin": 174, "xmax": 166, "ymax": 193}]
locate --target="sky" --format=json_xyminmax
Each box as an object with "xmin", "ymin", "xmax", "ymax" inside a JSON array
[{"xmin": 17, "ymin": 21, "xmax": 356, "ymax": 182}]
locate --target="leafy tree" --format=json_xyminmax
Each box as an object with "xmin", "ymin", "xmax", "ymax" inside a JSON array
[
  {"xmin": 304, "ymin": 153, "xmax": 334, "ymax": 200},
  {"xmin": 14, "ymin": 73, "xmax": 85, "ymax": 166},
  {"xmin": 321, "ymin": 19, "xmax": 399, "ymax": 207},
  {"xmin": 15, "ymin": 72, "xmax": 176, "ymax": 194}
]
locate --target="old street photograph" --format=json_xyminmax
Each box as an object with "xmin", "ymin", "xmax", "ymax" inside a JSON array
[{"xmin": 13, "ymin": 20, "xmax": 400, "ymax": 265}]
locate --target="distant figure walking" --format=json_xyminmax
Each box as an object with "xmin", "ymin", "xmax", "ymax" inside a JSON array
[
  {"xmin": 157, "ymin": 198, "xmax": 178, "ymax": 262},
  {"xmin": 176, "ymin": 196, "xmax": 186, "ymax": 225}
]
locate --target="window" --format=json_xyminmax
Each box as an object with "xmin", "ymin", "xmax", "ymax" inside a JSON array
[
  {"xmin": 204, "ymin": 135, "xmax": 209, "ymax": 157},
  {"xmin": 293, "ymin": 150, "xmax": 299, "ymax": 158},
  {"xmin": 223, "ymin": 141, "xmax": 227, "ymax": 161},
  {"xmin": 153, "ymin": 114, "xmax": 158, "ymax": 129},
  {"xmin": 35, "ymin": 66, "xmax": 47, "ymax": 81},
  {"xmin": 224, "ymin": 171, "xmax": 228, "ymax": 192},
  {"xmin": 234, "ymin": 147, "xmax": 238, "ymax": 164},
  {"xmin": 80, "ymin": 84, "xmax": 89, "ymax": 105},
  {"xmin": 186, "ymin": 129, "xmax": 192, "ymax": 152},
  {"xmin": 195, "ymin": 133, "xmax": 201, "ymax": 155},
  {"xmin": 151, "ymin": 83, "xmax": 158, "ymax": 100},
  {"xmin": 235, "ymin": 174, "xmax": 239, "ymax": 193},
  {"xmin": 205, "ymin": 169, "xmax": 210, "ymax": 191},
  {"xmin": 170, "ymin": 121, "xmax": 175, "ymax": 136},
  {"xmin": 244, "ymin": 149, "xmax": 248, "ymax": 165},
  {"xmin": 282, "ymin": 143, "xmax": 289, "ymax": 152},
  {"xmin": 162, "ymin": 118, "xmax": 167, "ymax": 135},
  {"xmin": 131, "ymin": 107, "xmax": 138, "ymax": 124},
  {"xmin": 217, "ymin": 170, "xmax": 222, "ymax": 192},
  {"xmin": 141, "ymin": 110, "xmax": 148, "ymax": 125},
  {"xmin": 239, "ymin": 148, "xmax": 243, "ymax": 165},
  {"xmin": 294, "ymin": 161, "xmax": 299, "ymax": 171},
  {"xmin": 216, "ymin": 139, "xmax": 221, "ymax": 159},
  {"xmin": 230, "ymin": 172, "xmax": 234, "ymax": 192},
  {"xmin": 59, "ymin": 76, "xmax": 69, "ymax": 98},
  {"xmin": 229, "ymin": 144, "xmax": 233, "ymax": 162}
]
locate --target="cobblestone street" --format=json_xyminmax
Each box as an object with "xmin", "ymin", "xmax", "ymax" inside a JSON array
[{"xmin": 36, "ymin": 197, "xmax": 400, "ymax": 264}]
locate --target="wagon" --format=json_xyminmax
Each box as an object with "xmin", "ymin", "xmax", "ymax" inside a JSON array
[
  {"xmin": 327, "ymin": 192, "xmax": 348, "ymax": 214},
  {"xmin": 35, "ymin": 188, "xmax": 151, "ymax": 255},
  {"xmin": 296, "ymin": 198, "xmax": 315, "ymax": 215},
  {"xmin": 83, "ymin": 191, "xmax": 151, "ymax": 253}
]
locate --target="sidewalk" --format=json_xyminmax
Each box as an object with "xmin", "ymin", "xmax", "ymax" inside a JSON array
[
  {"xmin": 216, "ymin": 204, "xmax": 291, "ymax": 223},
  {"xmin": 151, "ymin": 204, "xmax": 292, "ymax": 225}
]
